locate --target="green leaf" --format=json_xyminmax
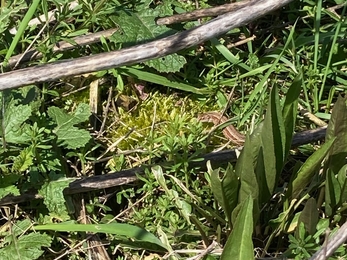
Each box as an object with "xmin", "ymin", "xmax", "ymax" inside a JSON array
[
  {"xmin": 209, "ymin": 163, "xmax": 239, "ymax": 225},
  {"xmin": 0, "ymin": 98, "xmax": 31, "ymax": 144},
  {"xmin": 111, "ymin": 6, "xmax": 185, "ymax": 72},
  {"xmin": 337, "ymin": 165, "xmax": 347, "ymax": 204},
  {"xmin": 11, "ymin": 147, "xmax": 33, "ymax": 172},
  {"xmin": 235, "ymin": 131, "xmax": 261, "ymax": 218},
  {"xmin": 48, "ymin": 103, "xmax": 91, "ymax": 149},
  {"xmin": 145, "ymin": 54, "xmax": 186, "ymax": 73},
  {"xmin": 287, "ymin": 137, "xmax": 335, "ymax": 200},
  {"xmin": 325, "ymin": 96, "xmax": 347, "ymax": 175},
  {"xmin": 325, "ymin": 168, "xmax": 341, "ymax": 217},
  {"xmin": 221, "ymin": 196, "xmax": 254, "ymax": 260},
  {"xmin": 297, "ymin": 198, "xmax": 318, "ymax": 236},
  {"xmin": 259, "ymin": 86, "xmax": 286, "ymax": 200},
  {"xmin": 0, "ymin": 185, "xmax": 20, "ymax": 200},
  {"xmin": 38, "ymin": 175, "xmax": 74, "ymax": 221},
  {"xmin": 282, "ymin": 72, "xmax": 302, "ymax": 153},
  {"xmin": 119, "ymin": 67, "xmax": 209, "ymax": 94},
  {"xmin": 0, "ymin": 232, "xmax": 52, "ymax": 260},
  {"xmin": 34, "ymin": 223, "xmax": 167, "ymax": 252}
]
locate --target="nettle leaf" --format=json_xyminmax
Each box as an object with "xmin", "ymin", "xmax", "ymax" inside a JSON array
[
  {"xmin": 0, "ymin": 174, "xmax": 21, "ymax": 199},
  {"xmin": 38, "ymin": 175, "xmax": 75, "ymax": 221},
  {"xmin": 0, "ymin": 185, "xmax": 20, "ymax": 200},
  {"xmin": 111, "ymin": 4, "xmax": 186, "ymax": 72},
  {"xmin": 0, "ymin": 232, "xmax": 52, "ymax": 260},
  {"xmin": 145, "ymin": 54, "xmax": 186, "ymax": 73},
  {"xmin": 48, "ymin": 103, "xmax": 91, "ymax": 149},
  {"xmin": 0, "ymin": 98, "xmax": 31, "ymax": 144}
]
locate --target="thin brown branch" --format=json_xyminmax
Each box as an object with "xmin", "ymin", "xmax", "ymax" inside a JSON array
[
  {"xmin": 2, "ymin": 28, "xmax": 118, "ymax": 69},
  {"xmin": 0, "ymin": 0, "xmax": 294, "ymax": 90},
  {"xmin": 0, "ymin": 126, "xmax": 326, "ymax": 206},
  {"xmin": 156, "ymin": 1, "xmax": 251, "ymax": 25}
]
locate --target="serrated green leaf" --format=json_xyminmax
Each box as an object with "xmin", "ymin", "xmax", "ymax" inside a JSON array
[
  {"xmin": 34, "ymin": 223, "xmax": 167, "ymax": 252},
  {"xmin": 221, "ymin": 196, "xmax": 254, "ymax": 260},
  {"xmin": 48, "ymin": 103, "xmax": 91, "ymax": 149},
  {"xmin": 0, "ymin": 98, "xmax": 31, "ymax": 144},
  {"xmin": 0, "ymin": 232, "xmax": 52, "ymax": 260},
  {"xmin": 12, "ymin": 147, "xmax": 33, "ymax": 172},
  {"xmin": 0, "ymin": 185, "xmax": 20, "ymax": 200},
  {"xmin": 111, "ymin": 6, "xmax": 185, "ymax": 72},
  {"xmin": 38, "ymin": 175, "xmax": 74, "ymax": 221},
  {"xmin": 145, "ymin": 53, "xmax": 186, "ymax": 73}
]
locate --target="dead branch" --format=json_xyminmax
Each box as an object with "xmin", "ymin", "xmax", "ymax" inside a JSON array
[
  {"xmin": 156, "ymin": 1, "xmax": 250, "ymax": 25},
  {"xmin": 0, "ymin": 0, "xmax": 294, "ymax": 90},
  {"xmin": 2, "ymin": 28, "xmax": 118, "ymax": 69},
  {"xmin": 0, "ymin": 126, "xmax": 326, "ymax": 206}
]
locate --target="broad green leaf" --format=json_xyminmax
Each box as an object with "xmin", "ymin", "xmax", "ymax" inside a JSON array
[
  {"xmin": 288, "ymin": 137, "xmax": 335, "ymax": 200},
  {"xmin": 325, "ymin": 168, "xmax": 341, "ymax": 217},
  {"xmin": 259, "ymin": 86, "xmax": 286, "ymax": 200},
  {"xmin": 48, "ymin": 103, "xmax": 91, "ymax": 149},
  {"xmin": 0, "ymin": 185, "xmax": 20, "ymax": 200},
  {"xmin": 236, "ymin": 134, "xmax": 259, "ymax": 202},
  {"xmin": 145, "ymin": 54, "xmax": 186, "ymax": 73},
  {"xmin": 221, "ymin": 196, "xmax": 254, "ymax": 260},
  {"xmin": 0, "ymin": 232, "xmax": 52, "ymax": 260},
  {"xmin": 38, "ymin": 175, "xmax": 74, "ymax": 221},
  {"xmin": 209, "ymin": 163, "xmax": 239, "ymax": 225},
  {"xmin": 325, "ymin": 96, "xmax": 347, "ymax": 175},
  {"xmin": 34, "ymin": 223, "xmax": 167, "ymax": 251},
  {"xmin": 111, "ymin": 6, "xmax": 185, "ymax": 72},
  {"xmin": 337, "ymin": 165, "xmax": 347, "ymax": 204},
  {"xmin": 282, "ymin": 72, "xmax": 302, "ymax": 154},
  {"xmin": 11, "ymin": 147, "xmax": 33, "ymax": 172},
  {"xmin": 0, "ymin": 98, "xmax": 31, "ymax": 144},
  {"xmin": 297, "ymin": 198, "xmax": 318, "ymax": 235},
  {"xmin": 0, "ymin": 174, "xmax": 21, "ymax": 199}
]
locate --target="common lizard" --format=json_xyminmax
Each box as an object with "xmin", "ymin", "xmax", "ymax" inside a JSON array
[{"xmin": 198, "ymin": 111, "xmax": 245, "ymax": 146}]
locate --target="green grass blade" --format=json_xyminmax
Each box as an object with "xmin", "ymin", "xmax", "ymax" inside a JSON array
[
  {"xmin": 313, "ymin": 0, "xmax": 322, "ymax": 73},
  {"xmin": 210, "ymin": 37, "xmax": 251, "ymax": 72},
  {"xmin": 3, "ymin": 0, "xmax": 40, "ymax": 67},
  {"xmin": 319, "ymin": 5, "xmax": 346, "ymax": 101},
  {"xmin": 119, "ymin": 67, "xmax": 211, "ymax": 94},
  {"xmin": 34, "ymin": 223, "xmax": 167, "ymax": 251},
  {"xmin": 241, "ymin": 21, "xmax": 297, "ymax": 122}
]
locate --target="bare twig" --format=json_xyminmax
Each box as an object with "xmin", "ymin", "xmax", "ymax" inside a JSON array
[
  {"xmin": 2, "ymin": 28, "xmax": 118, "ymax": 68},
  {"xmin": 0, "ymin": 126, "xmax": 326, "ymax": 206},
  {"xmin": 156, "ymin": 1, "xmax": 251, "ymax": 25},
  {"xmin": 0, "ymin": 0, "xmax": 294, "ymax": 90},
  {"xmin": 310, "ymin": 221, "xmax": 347, "ymax": 260}
]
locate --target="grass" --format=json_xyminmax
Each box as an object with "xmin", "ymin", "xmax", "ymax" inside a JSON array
[{"xmin": 0, "ymin": 0, "xmax": 347, "ymax": 259}]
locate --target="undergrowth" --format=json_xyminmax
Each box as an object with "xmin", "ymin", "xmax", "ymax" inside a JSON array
[{"xmin": 0, "ymin": 0, "xmax": 347, "ymax": 259}]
